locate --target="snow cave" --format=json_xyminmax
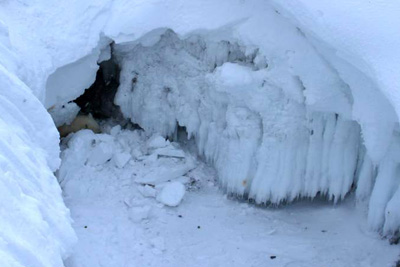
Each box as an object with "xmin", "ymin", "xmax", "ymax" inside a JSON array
[{"xmin": 1, "ymin": 1, "xmax": 400, "ymax": 266}]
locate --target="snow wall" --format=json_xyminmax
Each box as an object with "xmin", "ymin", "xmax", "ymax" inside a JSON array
[
  {"xmin": 0, "ymin": 20, "xmax": 76, "ymax": 267},
  {"xmin": 0, "ymin": 0, "xmax": 400, "ymax": 265}
]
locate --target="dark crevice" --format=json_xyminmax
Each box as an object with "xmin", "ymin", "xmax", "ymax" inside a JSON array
[{"xmin": 74, "ymin": 56, "xmax": 123, "ymax": 120}]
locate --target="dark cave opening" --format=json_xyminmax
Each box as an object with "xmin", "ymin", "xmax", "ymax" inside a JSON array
[{"xmin": 74, "ymin": 56, "xmax": 123, "ymax": 120}]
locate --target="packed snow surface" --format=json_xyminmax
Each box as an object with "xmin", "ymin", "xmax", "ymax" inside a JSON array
[{"xmin": 60, "ymin": 128, "xmax": 398, "ymax": 267}]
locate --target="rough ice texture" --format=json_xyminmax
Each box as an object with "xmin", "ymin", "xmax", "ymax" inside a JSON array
[
  {"xmin": 113, "ymin": 30, "xmax": 361, "ymax": 205},
  {"xmin": 0, "ymin": 3, "xmax": 400, "ymax": 265}
]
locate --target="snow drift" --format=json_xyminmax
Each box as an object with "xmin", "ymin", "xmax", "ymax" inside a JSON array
[
  {"xmin": 0, "ymin": 21, "xmax": 76, "ymax": 267},
  {"xmin": 0, "ymin": 0, "xmax": 400, "ymax": 265}
]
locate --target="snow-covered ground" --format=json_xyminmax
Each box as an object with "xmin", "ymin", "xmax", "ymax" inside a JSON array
[{"xmin": 59, "ymin": 126, "xmax": 398, "ymax": 267}]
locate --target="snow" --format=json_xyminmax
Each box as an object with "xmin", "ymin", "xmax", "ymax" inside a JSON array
[
  {"xmin": 60, "ymin": 128, "xmax": 398, "ymax": 267},
  {"xmin": 0, "ymin": 0, "xmax": 400, "ymax": 265},
  {"xmin": 113, "ymin": 152, "xmax": 131, "ymax": 169},
  {"xmin": 113, "ymin": 30, "xmax": 362, "ymax": 204},
  {"xmin": 0, "ymin": 25, "xmax": 76, "ymax": 266},
  {"xmin": 156, "ymin": 182, "xmax": 186, "ymax": 207}
]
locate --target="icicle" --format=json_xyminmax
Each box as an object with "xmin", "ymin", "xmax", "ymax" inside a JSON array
[
  {"xmin": 368, "ymin": 160, "xmax": 400, "ymax": 231},
  {"xmin": 356, "ymin": 154, "xmax": 375, "ymax": 201}
]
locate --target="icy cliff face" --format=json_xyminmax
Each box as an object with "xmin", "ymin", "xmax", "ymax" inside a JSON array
[{"xmin": 113, "ymin": 30, "xmax": 362, "ymax": 205}]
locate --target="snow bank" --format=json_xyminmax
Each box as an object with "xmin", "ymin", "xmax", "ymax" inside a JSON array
[{"xmin": 0, "ymin": 22, "xmax": 76, "ymax": 266}]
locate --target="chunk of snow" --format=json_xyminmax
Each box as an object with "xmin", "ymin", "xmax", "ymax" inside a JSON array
[
  {"xmin": 154, "ymin": 146, "xmax": 186, "ymax": 159},
  {"xmin": 135, "ymin": 157, "xmax": 196, "ymax": 185},
  {"xmin": 110, "ymin": 125, "xmax": 122, "ymax": 136},
  {"xmin": 87, "ymin": 142, "xmax": 114, "ymax": 166},
  {"xmin": 138, "ymin": 185, "xmax": 157, "ymax": 198},
  {"xmin": 147, "ymin": 135, "xmax": 170, "ymax": 149},
  {"xmin": 156, "ymin": 182, "xmax": 186, "ymax": 207},
  {"xmin": 113, "ymin": 152, "xmax": 131, "ymax": 168}
]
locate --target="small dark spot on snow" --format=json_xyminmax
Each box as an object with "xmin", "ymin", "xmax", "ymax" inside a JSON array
[
  {"xmin": 178, "ymin": 215, "xmax": 182, "ymax": 218},
  {"xmin": 321, "ymin": 230, "xmax": 327, "ymax": 233},
  {"xmin": 84, "ymin": 226, "xmax": 88, "ymax": 229},
  {"xmin": 270, "ymin": 256, "xmax": 276, "ymax": 259},
  {"xmin": 23, "ymin": 99, "xmax": 27, "ymax": 103},
  {"xmin": 197, "ymin": 226, "xmax": 201, "ymax": 229},
  {"xmin": 389, "ymin": 233, "xmax": 400, "ymax": 245}
]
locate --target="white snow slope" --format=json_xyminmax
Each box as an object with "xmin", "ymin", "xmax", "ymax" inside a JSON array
[
  {"xmin": 0, "ymin": 21, "xmax": 76, "ymax": 267},
  {"xmin": 0, "ymin": 0, "xmax": 399, "ymax": 265}
]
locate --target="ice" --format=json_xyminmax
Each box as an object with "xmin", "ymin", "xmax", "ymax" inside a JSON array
[
  {"xmin": 146, "ymin": 135, "xmax": 170, "ymax": 149},
  {"xmin": 138, "ymin": 185, "xmax": 157, "ymax": 198},
  {"xmin": 156, "ymin": 182, "xmax": 186, "ymax": 207},
  {"xmin": 87, "ymin": 142, "xmax": 114, "ymax": 166},
  {"xmin": 110, "ymin": 125, "xmax": 121, "ymax": 136},
  {"xmin": 113, "ymin": 31, "xmax": 362, "ymax": 204},
  {"xmin": 113, "ymin": 152, "xmax": 131, "ymax": 169}
]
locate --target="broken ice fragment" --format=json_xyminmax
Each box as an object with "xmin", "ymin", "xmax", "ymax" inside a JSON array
[
  {"xmin": 86, "ymin": 142, "xmax": 113, "ymax": 166},
  {"xmin": 138, "ymin": 185, "xmax": 157, "ymax": 198},
  {"xmin": 113, "ymin": 152, "xmax": 131, "ymax": 168},
  {"xmin": 156, "ymin": 182, "xmax": 185, "ymax": 207}
]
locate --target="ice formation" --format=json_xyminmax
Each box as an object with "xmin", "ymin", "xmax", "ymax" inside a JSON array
[{"xmin": 0, "ymin": 0, "xmax": 400, "ymax": 265}]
